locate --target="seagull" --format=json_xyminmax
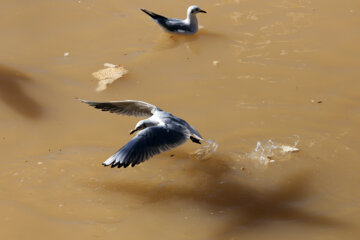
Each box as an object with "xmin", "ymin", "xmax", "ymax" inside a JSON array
[
  {"xmin": 141, "ymin": 5, "xmax": 206, "ymax": 35},
  {"xmin": 79, "ymin": 99, "xmax": 203, "ymax": 168}
]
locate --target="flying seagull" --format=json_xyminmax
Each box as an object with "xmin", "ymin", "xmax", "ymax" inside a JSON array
[
  {"xmin": 79, "ymin": 99, "xmax": 203, "ymax": 168},
  {"xmin": 141, "ymin": 5, "xmax": 206, "ymax": 35}
]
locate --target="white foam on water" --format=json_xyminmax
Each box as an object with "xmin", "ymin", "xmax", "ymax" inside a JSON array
[
  {"xmin": 247, "ymin": 135, "xmax": 300, "ymax": 166},
  {"xmin": 191, "ymin": 139, "xmax": 219, "ymax": 160}
]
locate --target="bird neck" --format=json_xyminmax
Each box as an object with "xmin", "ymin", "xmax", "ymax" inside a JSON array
[
  {"xmin": 141, "ymin": 119, "xmax": 158, "ymax": 128},
  {"xmin": 185, "ymin": 13, "xmax": 198, "ymax": 27}
]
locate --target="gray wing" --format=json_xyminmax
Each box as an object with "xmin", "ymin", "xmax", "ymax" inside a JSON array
[
  {"xmin": 168, "ymin": 115, "xmax": 202, "ymax": 139},
  {"xmin": 78, "ymin": 99, "xmax": 158, "ymax": 117},
  {"xmin": 159, "ymin": 18, "xmax": 192, "ymax": 33},
  {"xmin": 140, "ymin": 8, "xmax": 190, "ymax": 32},
  {"xmin": 103, "ymin": 126, "xmax": 188, "ymax": 168}
]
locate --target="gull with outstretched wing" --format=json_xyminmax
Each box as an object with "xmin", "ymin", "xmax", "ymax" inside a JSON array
[{"xmin": 79, "ymin": 99, "xmax": 203, "ymax": 168}]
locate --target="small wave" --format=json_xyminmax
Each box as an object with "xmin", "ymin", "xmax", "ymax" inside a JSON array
[
  {"xmin": 247, "ymin": 135, "xmax": 300, "ymax": 166},
  {"xmin": 191, "ymin": 139, "xmax": 219, "ymax": 160}
]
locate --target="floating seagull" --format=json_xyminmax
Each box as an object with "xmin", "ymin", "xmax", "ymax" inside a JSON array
[
  {"xmin": 141, "ymin": 5, "xmax": 206, "ymax": 35},
  {"xmin": 79, "ymin": 99, "xmax": 203, "ymax": 168}
]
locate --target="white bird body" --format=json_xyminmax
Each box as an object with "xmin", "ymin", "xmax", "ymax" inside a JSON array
[
  {"xmin": 79, "ymin": 99, "xmax": 203, "ymax": 168},
  {"xmin": 141, "ymin": 5, "xmax": 206, "ymax": 35}
]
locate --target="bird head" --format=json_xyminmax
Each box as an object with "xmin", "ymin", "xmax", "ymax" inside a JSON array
[
  {"xmin": 130, "ymin": 120, "xmax": 146, "ymax": 135},
  {"xmin": 130, "ymin": 119, "xmax": 159, "ymax": 135},
  {"xmin": 188, "ymin": 5, "xmax": 207, "ymax": 15}
]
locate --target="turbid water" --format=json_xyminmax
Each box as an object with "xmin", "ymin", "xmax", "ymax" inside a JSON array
[{"xmin": 1, "ymin": 0, "xmax": 360, "ymax": 239}]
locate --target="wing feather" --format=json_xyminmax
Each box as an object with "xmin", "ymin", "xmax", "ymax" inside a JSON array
[
  {"xmin": 103, "ymin": 126, "xmax": 188, "ymax": 168},
  {"xmin": 78, "ymin": 99, "xmax": 158, "ymax": 117}
]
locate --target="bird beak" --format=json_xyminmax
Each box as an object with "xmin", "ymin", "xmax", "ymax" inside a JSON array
[
  {"xmin": 130, "ymin": 125, "xmax": 144, "ymax": 135},
  {"xmin": 199, "ymin": 9, "xmax": 207, "ymax": 13}
]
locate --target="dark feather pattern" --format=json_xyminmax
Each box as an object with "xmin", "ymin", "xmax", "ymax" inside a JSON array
[
  {"xmin": 141, "ymin": 9, "xmax": 168, "ymax": 21},
  {"xmin": 103, "ymin": 126, "xmax": 188, "ymax": 168}
]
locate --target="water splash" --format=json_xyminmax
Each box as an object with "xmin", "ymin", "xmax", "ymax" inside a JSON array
[
  {"xmin": 247, "ymin": 135, "xmax": 300, "ymax": 166},
  {"xmin": 191, "ymin": 139, "xmax": 219, "ymax": 161}
]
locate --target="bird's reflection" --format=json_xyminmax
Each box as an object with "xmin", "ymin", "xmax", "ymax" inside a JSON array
[
  {"xmin": 153, "ymin": 30, "xmax": 228, "ymax": 53},
  {"xmin": 152, "ymin": 33, "xmax": 199, "ymax": 51},
  {"xmin": 0, "ymin": 65, "xmax": 42, "ymax": 119}
]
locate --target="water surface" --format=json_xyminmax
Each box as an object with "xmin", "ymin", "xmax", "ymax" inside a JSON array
[{"xmin": 1, "ymin": 0, "xmax": 359, "ymax": 239}]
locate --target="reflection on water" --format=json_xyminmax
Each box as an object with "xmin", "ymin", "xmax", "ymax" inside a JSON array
[
  {"xmin": 153, "ymin": 30, "xmax": 227, "ymax": 52},
  {"xmin": 153, "ymin": 33, "xmax": 199, "ymax": 51},
  {"xmin": 0, "ymin": 65, "xmax": 42, "ymax": 119}
]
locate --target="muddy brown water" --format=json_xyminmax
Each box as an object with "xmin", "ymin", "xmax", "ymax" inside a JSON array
[{"xmin": 1, "ymin": 0, "xmax": 360, "ymax": 239}]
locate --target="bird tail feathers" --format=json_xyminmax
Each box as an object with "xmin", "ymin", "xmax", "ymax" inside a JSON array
[
  {"xmin": 140, "ymin": 8, "xmax": 167, "ymax": 21},
  {"xmin": 141, "ymin": 9, "xmax": 156, "ymax": 18}
]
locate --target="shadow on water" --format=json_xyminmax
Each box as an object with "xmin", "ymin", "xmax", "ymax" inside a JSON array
[
  {"xmin": 101, "ymin": 154, "xmax": 346, "ymax": 239},
  {"xmin": 0, "ymin": 65, "xmax": 43, "ymax": 119}
]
